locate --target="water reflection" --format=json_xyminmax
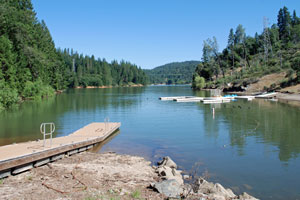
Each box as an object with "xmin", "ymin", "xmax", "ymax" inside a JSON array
[
  {"xmin": 1, "ymin": 85, "xmax": 300, "ymax": 199},
  {"xmin": 0, "ymin": 87, "xmax": 146, "ymax": 144},
  {"xmin": 218, "ymin": 100, "xmax": 300, "ymax": 162}
]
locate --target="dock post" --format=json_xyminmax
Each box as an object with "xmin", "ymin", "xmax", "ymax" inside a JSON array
[{"xmin": 104, "ymin": 117, "xmax": 110, "ymax": 132}]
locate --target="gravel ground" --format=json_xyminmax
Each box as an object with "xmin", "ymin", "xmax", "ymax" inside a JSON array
[{"xmin": 0, "ymin": 152, "xmax": 164, "ymax": 200}]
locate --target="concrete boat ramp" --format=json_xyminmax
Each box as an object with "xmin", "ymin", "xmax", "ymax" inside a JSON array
[{"xmin": 0, "ymin": 122, "xmax": 120, "ymax": 178}]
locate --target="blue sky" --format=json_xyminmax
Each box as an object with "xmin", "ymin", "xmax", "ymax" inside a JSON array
[{"xmin": 32, "ymin": 0, "xmax": 299, "ymax": 69}]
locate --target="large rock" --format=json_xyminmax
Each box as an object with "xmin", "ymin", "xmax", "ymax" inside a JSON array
[
  {"xmin": 193, "ymin": 178, "xmax": 236, "ymax": 199},
  {"xmin": 193, "ymin": 178, "xmax": 215, "ymax": 194},
  {"xmin": 152, "ymin": 179, "xmax": 183, "ymax": 198},
  {"xmin": 238, "ymin": 192, "xmax": 259, "ymax": 200},
  {"xmin": 156, "ymin": 166, "xmax": 183, "ymax": 185},
  {"xmin": 208, "ymin": 194, "xmax": 226, "ymax": 200},
  {"xmin": 212, "ymin": 183, "xmax": 236, "ymax": 199},
  {"xmin": 157, "ymin": 156, "xmax": 177, "ymax": 169}
]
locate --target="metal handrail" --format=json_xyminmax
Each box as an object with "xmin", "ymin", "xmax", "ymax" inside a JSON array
[{"xmin": 40, "ymin": 123, "xmax": 55, "ymax": 148}]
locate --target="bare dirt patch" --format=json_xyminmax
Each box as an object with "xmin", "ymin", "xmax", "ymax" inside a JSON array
[
  {"xmin": 0, "ymin": 152, "xmax": 164, "ymax": 200},
  {"xmin": 246, "ymin": 72, "xmax": 286, "ymax": 93},
  {"xmin": 279, "ymin": 84, "xmax": 300, "ymax": 94}
]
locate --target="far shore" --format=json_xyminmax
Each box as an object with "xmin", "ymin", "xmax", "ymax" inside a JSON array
[{"xmin": 74, "ymin": 84, "xmax": 145, "ymax": 89}]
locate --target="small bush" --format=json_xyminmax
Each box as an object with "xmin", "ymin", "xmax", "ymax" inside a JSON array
[
  {"xmin": 22, "ymin": 79, "xmax": 54, "ymax": 100},
  {"xmin": 131, "ymin": 190, "xmax": 141, "ymax": 199},
  {"xmin": 0, "ymin": 82, "xmax": 19, "ymax": 109}
]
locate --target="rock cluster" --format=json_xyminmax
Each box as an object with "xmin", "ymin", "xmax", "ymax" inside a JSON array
[{"xmin": 151, "ymin": 156, "xmax": 258, "ymax": 200}]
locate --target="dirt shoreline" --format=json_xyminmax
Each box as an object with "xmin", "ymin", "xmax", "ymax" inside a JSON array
[{"xmin": 0, "ymin": 152, "xmax": 257, "ymax": 200}]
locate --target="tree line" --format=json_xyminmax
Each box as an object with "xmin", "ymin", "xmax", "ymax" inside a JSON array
[
  {"xmin": 193, "ymin": 6, "xmax": 300, "ymax": 90},
  {"xmin": 145, "ymin": 61, "xmax": 200, "ymax": 85},
  {"xmin": 0, "ymin": 0, "xmax": 147, "ymax": 109},
  {"xmin": 59, "ymin": 49, "xmax": 148, "ymax": 88}
]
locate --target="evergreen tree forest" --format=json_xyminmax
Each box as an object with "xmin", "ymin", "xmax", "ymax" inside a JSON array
[
  {"xmin": 192, "ymin": 7, "xmax": 300, "ymax": 91},
  {"xmin": 145, "ymin": 61, "xmax": 200, "ymax": 84},
  {"xmin": 59, "ymin": 49, "xmax": 148, "ymax": 88},
  {"xmin": 0, "ymin": 0, "xmax": 148, "ymax": 109}
]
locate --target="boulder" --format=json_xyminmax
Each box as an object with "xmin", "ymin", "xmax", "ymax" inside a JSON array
[
  {"xmin": 157, "ymin": 156, "xmax": 177, "ymax": 169},
  {"xmin": 156, "ymin": 166, "xmax": 183, "ymax": 185},
  {"xmin": 193, "ymin": 178, "xmax": 236, "ymax": 199},
  {"xmin": 238, "ymin": 192, "xmax": 258, "ymax": 200},
  {"xmin": 152, "ymin": 179, "xmax": 183, "ymax": 198},
  {"xmin": 208, "ymin": 194, "xmax": 226, "ymax": 200},
  {"xmin": 212, "ymin": 183, "xmax": 236, "ymax": 199},
  {"xmin": 193, "ymin": 178, "xmax": 215, "ymax": 194}
]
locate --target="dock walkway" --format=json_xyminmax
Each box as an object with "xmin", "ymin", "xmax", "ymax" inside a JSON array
[{"xmin": 0, "ymin": 122, "xmax": 120, "ymax": 178}]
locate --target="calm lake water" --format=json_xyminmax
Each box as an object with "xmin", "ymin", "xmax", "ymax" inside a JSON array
[{"xmin": 1, "ymin": 85, "xmax": 300, "ymax": 199}]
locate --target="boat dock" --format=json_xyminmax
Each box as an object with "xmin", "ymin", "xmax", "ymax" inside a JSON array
[
  {"xmin": 159, "ymin": 96, "xmax": 194, "ymax": 101},
  {"xmin": 0, "ymin": 122, "xmax": 120, "ymax": 178},
  {"xmin": 159, "ymin": 92, "xmax": 277, "ymax": 104},
  {"xmin": 175, "ymin": 97, "xmax": 204, "ymax": 102},
  {"xmin": 255, "ymin": 92, "xmax": 277, "ymax": 99},
  {"xmin": 202, "ymin": 99, "xmax": 231, "ymax": 104}
]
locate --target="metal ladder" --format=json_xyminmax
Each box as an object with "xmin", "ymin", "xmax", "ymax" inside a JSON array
[{"xmin": 40, "ymin": 123, "xmax": 55, "ymax": 148}]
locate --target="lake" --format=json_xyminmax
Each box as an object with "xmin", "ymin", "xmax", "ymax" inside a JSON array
[{"xmin": 1, "ymin": 85, "xmax": 300, "ymax": 199}]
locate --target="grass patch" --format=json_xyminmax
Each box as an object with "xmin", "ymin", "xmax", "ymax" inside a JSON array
[{"xmin": 131, "ymin": 190, "xmax": 141, "ymax": 199}]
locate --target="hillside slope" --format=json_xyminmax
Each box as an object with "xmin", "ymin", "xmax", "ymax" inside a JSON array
[{"xmin": 145, "ymin": 61, "xmax": 200, "ymax": 84}]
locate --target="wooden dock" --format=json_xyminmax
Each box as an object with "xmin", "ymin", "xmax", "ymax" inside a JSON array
[{"xmin": 0, "ymin": 122, "xmax": 120, "ymax": 178}]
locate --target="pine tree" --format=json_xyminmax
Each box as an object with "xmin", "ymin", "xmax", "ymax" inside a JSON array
[
  {"xmin": 228, "ymin": 28, "xmax": 235, "ymax": 68},
  {"xmin": 277, "ymin": 6, "xmax": 292, "ymax": 43},
  {"xmin": 234, "ymin": 24, "xmax": 246, "ymax": 44},
  {"xmin": 292, "ymin": 10, "xmax": 300, "ymax": 26}
]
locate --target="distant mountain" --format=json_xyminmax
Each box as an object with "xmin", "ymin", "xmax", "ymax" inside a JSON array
[{"xmin": 144, "ymin": 61, "xmax": 201, "ymax": 84}]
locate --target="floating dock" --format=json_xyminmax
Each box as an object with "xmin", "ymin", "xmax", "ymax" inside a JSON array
[
  {"xmin": 202, "ymin": 98, "xmax": 231, "ymax": 104},
  {"xmin": 255, "ymin": 92, "xmax": 277, "ymax": 99},
  {"xmin": 0, "ymin": 122, "xmax": 120, "ymax": 178},
  {"xmin": 159, "ymin": 96, "xmax": 194, "ymax": 101},
  {"xmin": 235, "ymin": 96, "xmax": 255, "ymax": 101},
  {"xmin": 160, "ymin": 92, "xmax": 278, "ymax": 104},
  {"xmin": 175, "ymin": 97, "xmax": 204, "ymax": 102}
]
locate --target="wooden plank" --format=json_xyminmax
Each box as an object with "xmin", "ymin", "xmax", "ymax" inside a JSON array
[
  {"xmin": 78, "ymin": 147, "xmax": 87, "ymax": 152},
  {"xmin": 12, "ymin": 163, "xmax": 33, "ymax": 175},
  {"xmin": 34, "ymin": 158, "xmax": 50, "ymax": 167},
  {"xmin": 50, "ymin": 154, "xmax": 64, "ymax": 162},
  {"xmin": 0, "ymin": 170, "xmax": 11, "ymax": 179}
]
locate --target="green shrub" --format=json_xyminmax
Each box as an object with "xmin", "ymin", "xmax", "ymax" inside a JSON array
[
  {"xmin": 22, "ymin": 79, "xmax": 54, "ymax": 100},
  {"xmin": 0, "ymin": 82, "xmax": 19, "ymax": 109},
  {"xmin": 193, "ymin": 75, "xmax": 206, "ymax": 89}
]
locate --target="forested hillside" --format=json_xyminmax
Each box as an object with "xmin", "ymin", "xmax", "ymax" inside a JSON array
[
  {"xmin": 0, "ymin": 0, "xmax": 147, "ymax": 109},
  {"xmin": 145, "ymin": 61, "xmax": 200, "ymax": 84},
  {"xmin": 192, "ymin": 7, "xmax": 300, "ymax": 92},
  {"xmin": 59, "ymin": 49, "xmax": 148, "ymax": 88}
]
